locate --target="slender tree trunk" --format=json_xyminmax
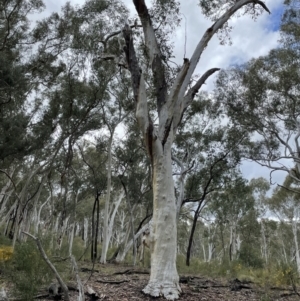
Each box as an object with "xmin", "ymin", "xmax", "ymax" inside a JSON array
[
  {"xmin": 202, "ymin": 242, "xmax": 206, "ymax": 262},
  {"xmin": 229, "ymin": 223, "xmax": 237, "ymax": 261},
  {"xmin": 208, "ymin": 242, "xmax": 214, "ymax": 262},
  {"xmin": 116, "ymin": 223, "xmax": 150, "ymax": 263},
  {"xmin": 120, "ymin": 178, "xmax": 137, "ymax": 265},
  {"xmin": 100, "ymin": 130, "xmax": 114, "ymax": 264},
  {"xmin": 292, "ymin": 217, "xmax": 300, "ymax": 274},
  {"xmin": 57, "ymin": 216, "xmax": 70, "ymax": 250},
  {"xmin": 68, "ymin": 223, "xmax": 75, "ymax": 256},
  {"xmin": 83, "ymin": 218, "xmax": 88, "ymax": 248},
  {"xmin": 91, "ymin": 193, "xmax": 100, "ymax": 262},
  {"xmin": 261, "ymin": 220, "xmax": 268, "ymax": 264},
  {"xmin": 102, "ymin": 192, "xmax": 124, "ymax": 261},
  {"xmin": 186, "ymin": 199, "xmax": 204, "ymax": 266}
]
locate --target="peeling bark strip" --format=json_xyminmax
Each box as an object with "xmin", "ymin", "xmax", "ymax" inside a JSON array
[
  {"xmin": 133, "ymin": 0, "xmax": 167, "ymax": 112},
  {"xmin": 123, "ymin": 25, "xmax": 141, "ymax": 103},
  {"xmin": 123, "ymin": 25, "xmax": 154, "ymax": 163}
]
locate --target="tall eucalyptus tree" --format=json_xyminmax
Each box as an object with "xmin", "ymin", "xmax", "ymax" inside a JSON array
[{"xmin": 102, "ymin": 0, "xmax": 272, "ymax": 298}]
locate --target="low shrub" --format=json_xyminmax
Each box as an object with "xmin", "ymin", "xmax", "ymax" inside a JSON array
[
  {"xmin": 4, "ymin": 240, "xmax": 52, "ymax": 300},
  {"xmin": 0, "ymin": 246, "xmax": 13, "ymax": 261}
]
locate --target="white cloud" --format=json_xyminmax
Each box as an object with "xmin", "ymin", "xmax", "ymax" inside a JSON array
[{"xmin": 175, "ymin": 0, "xmax": 282, "ymax": 90}]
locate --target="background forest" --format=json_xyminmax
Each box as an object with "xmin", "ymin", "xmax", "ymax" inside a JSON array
[{"xmin": 1, "ymin": 0, "xmax": 300, "ymax": 300}]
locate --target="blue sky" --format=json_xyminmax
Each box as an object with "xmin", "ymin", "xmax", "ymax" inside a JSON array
[{"xmin": 268, "ymin": 3, "xmax": 285, "ymax": 32}]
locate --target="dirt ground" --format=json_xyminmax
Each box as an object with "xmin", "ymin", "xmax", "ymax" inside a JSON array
[{"xmin": 4, "ymin": 263, "xmax": 300, "ymax": 301}]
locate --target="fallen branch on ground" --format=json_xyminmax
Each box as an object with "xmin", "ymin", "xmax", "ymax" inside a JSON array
[
  {"xmin": 96, "ymin": 279, "xmax": 130, "ymax": 284},
  {"xmin": 113, "ymin": 269, "xmax": 149, "ymax": 275},
  {"xmin": 22, "ymin": 231, "xmax": 70, "ymax": 301}
]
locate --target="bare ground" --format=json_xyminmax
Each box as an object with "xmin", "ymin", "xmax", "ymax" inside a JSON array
[{"xmin": 4, "ymin": 263, "xmax": 300, "ymax": 301}]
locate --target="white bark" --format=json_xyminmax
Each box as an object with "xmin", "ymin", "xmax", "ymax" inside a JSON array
[
  {"xmin": 260, "ymin": 220, "xmax": 268, "ymax": 264},
  {"xmin": 101, "ymin": 192, "xmax": 124, "ymax": 262},
  {"xmin": 292, "ymin": 212, "xmax": 300, "ymax": 274},
  {"xmin": 57, "ymin": 216, "xmax": 70, "ymax": 250},
  {"xmin": 0, "ymin": 189, "xmax": 13, "ymax": 219},
  {"xmin": 75, "ymin": 223, "xmax": 80, "ymax": 236},
  {"xmin": 229, "ymin": 222, "xmax": 238, "ymax": 260},
  {"xmin": 172, "ymin": 156, "xmax": 193, "ymax": 217},
  {"xmin": 115, "ymin": 222, "xmax": 150, "ymax": 263},
  {"xmin": 206, "ymin": 223, "xmax": 217, "ymax": 262},
  {"xmin": 83, "ymin": 218, "xmax": 89, "ymax": 248},
  {"xmin": 142, "ymin": 133, "xmax": 181, "ymax": 300},
  {"xmin": 100, "ymin": 130, "xmax": 115, "ymax": 264},
  {"xmin": 0, "ymin": 169, "xmax": 14, "ymax": 215},
  {"xmin": 69, "ymin": 223, "xmax": 75, "ymax": 256},
  {"xmin": 70, "ymin": 255, "xmax": 84, "ymax": 301},
  {"xmin": 208, "ymin": 243, "xmax": 214, "ymax": 262},
  {"xmin": 202, "ymin": 243, "xmax": 206, "ymax": 262},
  {"xmin": 122, "ymin": 1, "xmax": 270, "ymax": 299},
  {"xmin": 236, "ymin": 234, "xmax": 242, "ymax": 255},
  {"xmin": 0, "ymin": 201, "xmax": 17, "ymax": 230},
  {"xmin": 34, "ymin": 196, "xmax": 50, "ymax": 235},
  {"xmin": 115, "ymin": 210, "xmax": 126, "ymax": 246}
]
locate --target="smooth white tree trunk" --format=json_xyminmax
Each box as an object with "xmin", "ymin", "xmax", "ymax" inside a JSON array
[
  {"xmin": 101, "ymin": 191, "xmax": 124, "ymax": 263},
  {"xmin": 100, "ymin": 132, "xmax": 114, "ymax": 264},
  {"xmin": 119, "ymin": 1, "xmax": 271, "ymax": 299},
  {"xmin": 202, "ymin": 242, "xmax": 207, "ymax": 262},
  {"xmin": 115, "ymin": 222, "xmax": 150, "ymax": 263},
  {"xmin": 260, "ymin": 220, "xmax": 268, "ymax": 264},
  {"xmin": 69, "ymin": 223, "xmax": 75, "ymax": 255},
  {"xmin": 34, "ymin": 196, "xmax": 50, "ymax": 235},
  {"xmin": 292, "ymin": 216, "xmax": 300, "ymax": 274},
  {"xmin": 230, "ymin": 223, "xmax": 238, "ymax": 260},
  {"xmin": 83, "ymin": 218, "xmax": 89, "ymax": 248},
  {"xmin": 56, "ymin": 216, "xmax": 70, "ymax": 250},
  {"xmin": 142, "ymin": 136, "xmax": 181, "ymax": 299}
]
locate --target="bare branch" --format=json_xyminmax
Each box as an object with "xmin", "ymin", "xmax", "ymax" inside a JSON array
[
  {"xmin": 254, "ymin": 0, "xmax": 271, "ymax": 14},
  {"xmin": 270, "ymin": 129, "xmax": 294, "ymax": 157},
  {"xmin": 277, "ymin": 184, "xmax": 300, "ymax": 195},
  {"xmin": 177, "ymin": 0, "xmax": 271, "ymax": 102},
  {"xmin": 0, "ymin": 169, "xmax": 18, "ymax": 194},
  {"xmin": 70, "ymin": 255, "xmax": 84, "ymax": 301},
  {"xmin": 99, "ymin": 24, "xmax": 142, "ymax": 52},
  {"xmin": 184, "ymin": 68, "xmax": 221, "ymax": 104},
  {"xmin": 22, "ymin": 231, "xmax": 70, "ymax": 301},
  {"xmin": 174, "ymin": 67, "xmax": 220, "ymax": 129},
  {"xmin": 158, "ymin": 59, "xmax": 190, "ymax": 142}
]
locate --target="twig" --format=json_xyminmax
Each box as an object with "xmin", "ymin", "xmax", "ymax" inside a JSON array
[
  {"xmin": 96, "ymin": 279, "xmax": 130, "ymax": 284},
  {"xmin": 70, "ymin": 255, "xmax": 84, "ymax": 301}
]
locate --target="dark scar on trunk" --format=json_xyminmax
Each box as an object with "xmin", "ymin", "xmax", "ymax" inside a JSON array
[
  {"xmin": 147, "ymin": 122, "xmax": 154, "ymax": 165},
  {"xmin": 162, "ymin": 117, "xmax": 173, "ymax": 149},
  {"xmin": 133, "ymin": 0, "xmax": 148, "ymax": 17}
]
